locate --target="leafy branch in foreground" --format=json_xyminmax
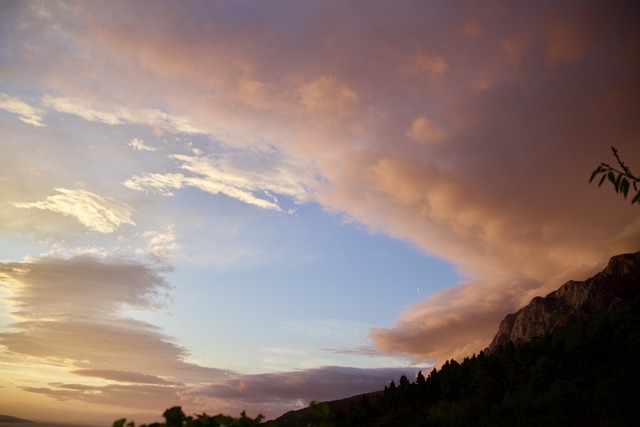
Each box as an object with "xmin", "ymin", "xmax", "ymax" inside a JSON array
[
  {"xmin": 113, "ymin": 406, "xmax": 263, "ymax": 427},
  {"xmin": 590, "ymin": 146, "xmax": 640, "ymax": 205}
]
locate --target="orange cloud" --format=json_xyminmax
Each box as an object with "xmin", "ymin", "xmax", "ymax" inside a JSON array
[
  {"xmin": 405, "ymin": 116, "xmax": 447, "ymax": 143},
  {"xmin": 300, "ymin": 76, "xmax": 358, "ymax": 109},
  {"xmin": 400, "ymin": 53, "xmax": 448, "ymax": 78},
  {"xmin": 4, "ymin": 0, "xmax": 639, "ymax": 368}
]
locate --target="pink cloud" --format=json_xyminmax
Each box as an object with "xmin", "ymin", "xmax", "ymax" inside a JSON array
[
  {"xmin": 4, "ymin": 0, "xmax": 639, "ymax": 367},
  {"xmin": 405, "ymin": 116, "xmax": 447, "ymax": 143},
  {"xmin": 185, "ymin": 366, "xmax": 423, "ymax": 420}
]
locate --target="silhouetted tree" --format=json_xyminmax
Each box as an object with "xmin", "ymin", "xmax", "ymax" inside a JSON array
[{"xmin": 113, "ymin": 406, "xmax": 263, "ymax": 427}]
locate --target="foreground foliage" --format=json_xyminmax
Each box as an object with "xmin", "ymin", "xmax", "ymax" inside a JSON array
[
  {"xmin": 590, "ymin": 146, "xmax": 640, "ymax": 205},
  {"xmin": 113, "ymin": 406, "xmax": 264, "ymax": 427}
]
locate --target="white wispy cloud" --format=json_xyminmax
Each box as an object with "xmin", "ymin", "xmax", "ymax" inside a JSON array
[
  {"xmin": 0, "ymin": 92, "xmax": 45, "ymax": 127},
  {"xmin": 13, "ymin": 188, "xmax": 135, "ymax": 233},
  {"xmin": 42, "ymin": 96, "xmax": 207, "ymax": 135},
  {"xmin": 128, "ymin": 138, "xmax": 158, "ymax": 151},
  {"xmin": 123, "ymin": 173, "xmax": 185, "ymax": 196},
  {"xmin": 124, "ymin": 152, "xmax": 312, "ymax": 211},
  {"xmin": 141, "ymin": 225, "xmax": 179, "ymax": 259},
  {"xmin": 176, "ymin": 154, "xmax": 282, "ymax": 211}
]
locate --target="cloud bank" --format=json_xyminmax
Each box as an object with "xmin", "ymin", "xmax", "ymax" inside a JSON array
[
  {"xmin": 2, "ymin": 0, "xmax": 640, "ymax": 401},
  {"xmin": 0, "ymin": 257, "xmax": 228, "ymax": 415},
  {"xmin": 0, "ymin": 256, "xmax": 422, "ymax": 420},
  {"xmin": 185, "ymin": 366, "xmax": 421, "ymax": 419}
]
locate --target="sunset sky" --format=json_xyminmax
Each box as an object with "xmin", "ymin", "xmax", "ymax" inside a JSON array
[{"xmin": 1, "ymin": 0, "xmax": 639, "ymax": 424}]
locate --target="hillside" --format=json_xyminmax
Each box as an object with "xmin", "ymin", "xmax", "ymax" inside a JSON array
[
  {"xmin": 261, "ymin": 393, "xmax": 381, "ymax": 427},
  {"xmin": 264, "ymin": 251, "xmax": 640, "ymax": 426},
  {"xmin": 487, "ymin": 251, "xmax": 640, "ymax": 351},
  {"xmin": 0, "ymin": 416, "xmax": 33, "ymax": 423}
]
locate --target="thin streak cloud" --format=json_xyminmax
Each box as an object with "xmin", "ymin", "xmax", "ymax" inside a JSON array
[
  {"xmin": 0, "ymin": 93, "xmax": 45, "ymax": 127},
  {"xmin": 125, "ymin": 152, "xmax": 312, "ymax": 211},
  {"xmin": 128, "ymin": 138, "xmax": 158, "ymax": 152},
  {"xmin": 13, "ymin": 188, "xmax": 135, "ymax": 233},
  {"xmin": 42, "ymin": 96, "xmax": 207, "ymax": 135}
]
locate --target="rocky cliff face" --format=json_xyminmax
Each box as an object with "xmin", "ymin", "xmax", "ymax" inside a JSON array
[{"xmin": 487, "ymin": 251, "xmax": 640, "ymax": 353}]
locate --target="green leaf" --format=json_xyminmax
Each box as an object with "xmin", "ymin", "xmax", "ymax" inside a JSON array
[
  {"xmin": 589, "ymin": 166, "xmax": 602, "ymax": 183},
  {"xmin": 608, "ymin": 171, "xmax": 617, "ymax": 188},
  {"xmin": 599, "ymin": 174, "xmax": 607, "ymax": 187},
  {"xmin": 632, "ymin": 192, "xmax": 640, "ymax": 205},
  {"xmin": 621, "ymin": 178, "xmax": 630, "ymax": 198},
  {"xmin": 615, "ymin": 173, "xmax": 623, "ymax": 191},
  {"xmin": 113, "ymin": 420, "xmax": 127, "ymax": 427}
]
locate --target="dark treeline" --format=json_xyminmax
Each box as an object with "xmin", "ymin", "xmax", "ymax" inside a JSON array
[{"xmin": 312, "ymin": 297, "xmax": 640, "ymax": 426}]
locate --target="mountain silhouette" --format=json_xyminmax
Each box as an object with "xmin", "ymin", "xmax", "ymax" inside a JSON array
[{"xmin": 263, "ymin": 250, "xmax": 640, "ymax": 426}]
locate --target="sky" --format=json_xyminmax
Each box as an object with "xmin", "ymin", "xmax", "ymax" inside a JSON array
[{"xmin": 0, "ymin": 0, "xmax": 639, "ymax": 424}]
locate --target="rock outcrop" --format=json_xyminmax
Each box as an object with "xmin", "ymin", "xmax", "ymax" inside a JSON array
[{"xmin": 487, "ymin": 251, "xmax": 640, "ymax": 353}]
